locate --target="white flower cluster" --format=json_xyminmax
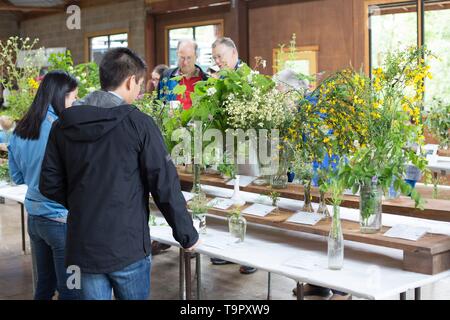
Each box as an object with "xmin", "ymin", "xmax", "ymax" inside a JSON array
[{"xmin": 224, "ymin": 88, "xmax": 297, "ymax": 130}]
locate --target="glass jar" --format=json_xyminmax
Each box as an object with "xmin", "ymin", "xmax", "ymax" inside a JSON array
[
  {"xmin": 192, "ymin": 212, "xmax": 207, "ymax": 234},
  {"xmin": 228, "ymin": 215, "xmax": 247, "ymax": 243},
  {"xmin": 359, "ymin": 183, "xmax": 382, "ymax": 233},
  {"xmin": 301, "ymin": 180, "xmax": 314, "ymax": 212},
  {"xmin": 317, "ymin": 189, "xmax": 330, "ymax": 218}
]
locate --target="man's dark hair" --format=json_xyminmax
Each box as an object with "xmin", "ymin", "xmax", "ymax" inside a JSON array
[{"xmin": 99, "ymin": 48, "xmax": 147, "ymax": 91}]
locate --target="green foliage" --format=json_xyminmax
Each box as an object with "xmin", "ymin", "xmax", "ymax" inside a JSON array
[
  {"xmin": 425, "ymin": 98, "xmax": 450, "ymax": 148},
  {"xmin": 319, "ymin": 47, "xmax": 432, "ymax": 208},
  {"xmin": 48, "ymin": 50, "xmax": 100, "ymax": 98},
  {"xmin": 188, "ymin": 192, "xmax": 210, "ymax": 215},
  {"xmin": 0, "ymin": 162, "xmax": 10, "ymax": 182},
  {"xmin": 134, "ymin": 92, "xmax": 167, "ymax": 129},
  {"xmin": 0, "ymin": 36, "xmax": 43, "ymax": 120}
]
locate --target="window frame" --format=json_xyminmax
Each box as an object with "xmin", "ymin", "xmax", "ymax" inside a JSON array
[
  {"xmin": 164, "ymin": 19, "xmax": 224, "ymax": 67},
  {"xmin": 84, "ymin": 29, "xmax": 129, "ymax": 63}
]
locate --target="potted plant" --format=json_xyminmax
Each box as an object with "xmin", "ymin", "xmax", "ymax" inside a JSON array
[
  {"xmin": 187, "ymin": 192, "xmax": 209, "ymax": 234},
  {"xmin": 227, "ymin": 206, "xmax": 247, "ymax": 243}
]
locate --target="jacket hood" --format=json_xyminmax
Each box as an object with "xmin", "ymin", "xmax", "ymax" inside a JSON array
[
  {"xmin": 72, "ymin": 90, "xmax": 125, "ymax": 108},
  {"xmin": 58, "ymin": 105, "xmax": 135, "ymax": 142}
]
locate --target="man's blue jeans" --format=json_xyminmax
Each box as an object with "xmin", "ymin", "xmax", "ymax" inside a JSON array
[
  {"xmin": 80, "ymin": 256, "xmax": 151, "ymax": 300},
  {"xmin": 28, "ymin": 215, "xmax": 81, "ymax": 300}
]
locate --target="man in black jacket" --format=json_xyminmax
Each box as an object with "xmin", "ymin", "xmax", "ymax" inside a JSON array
[{"xmin": 40, "ymin": 48, "xmax": 199, "ymax": 300}]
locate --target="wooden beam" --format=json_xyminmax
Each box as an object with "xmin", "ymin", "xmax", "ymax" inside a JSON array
[
  {"xmin": 145, "ymin": 13, "xmax": 157, "ymax": 79},
  {"xmin": 247, "ymin": 0, "xmax": 320, "ymax": 10},
  {"xmin": 146, "ymin": 0, "xmax": 229, "ymax": 14},
  {"xmin": 228, "ymin": 0, "xmax": 249, "ymax": 66},
  {"xmin": 0, "ymin": 5, "xmax": 63, "ymax": 12}
]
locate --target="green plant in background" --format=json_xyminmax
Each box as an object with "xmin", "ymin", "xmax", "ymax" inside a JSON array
[
  {"xmin": 0, "ymin": 36, "xmax": 44, "ymax": 120},
  {"xmin": 48, "ymin": 50, "xmax": 100, "ymax": 98},
  {"xmin": 134, "ymin": 91, "xmax": 167, "ymax": 129},
  {"xmin": 217, "ymin": 152, "xmax": 236, "ymax": 179},
  {"xmin": 425, "ymin": 98, "xmax": 450, "ymax": 149},
  {"xmin": 0, "ymin": 162, "xmax": 10, "ymax": 182}
]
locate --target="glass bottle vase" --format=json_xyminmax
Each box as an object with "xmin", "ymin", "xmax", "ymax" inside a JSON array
[
  {"xmin": 328, "ymin": 205, "xmax": 344, "ymax": 270},
  {"xmin": 228, "ymin": 215, "xmax": 247, "ymax": 243},
  {"xmin": 301, "ymin": 180, "xmax": 314, "ymax": 212},
  {"xmin": 317, "ymin": 189, "xmax": 330, "ymax": 218}
]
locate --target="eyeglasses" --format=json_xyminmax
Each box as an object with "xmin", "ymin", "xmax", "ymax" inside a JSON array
[{"xmin": 178, "ymin": 56, "xmax": 195, "ymax": 62}]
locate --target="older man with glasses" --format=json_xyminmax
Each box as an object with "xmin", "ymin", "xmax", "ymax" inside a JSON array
[{"xmin": 157, "ymin": 39, "xmax": 208, "ymax": 110}]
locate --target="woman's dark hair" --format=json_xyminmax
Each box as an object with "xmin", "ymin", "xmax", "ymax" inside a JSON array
[
  {"xmin": 14, "ymin": 70, "xmax": 78, "ymax": 140},
  {"xmin": 153, "ymin": 64, "xmax": 169, "ymax": 78}
]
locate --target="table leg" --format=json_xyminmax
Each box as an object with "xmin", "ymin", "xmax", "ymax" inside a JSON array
[
  {"xmin": 400, "ymin": 292, "xmax": 407, "ymax": 300},
  {"xmin": 179, "ymin": 248, "xmax": 185, "ymax": 300},
  {"xmin": 196, "ymin": 253, "xmax": 201, "ymax": 300},
  {"xmin": 415, "ymin": 288, "xmax": 421, "ymax": 300},
  {"xmin": 184, "ymin": 251, "xmax": 192, "ymax": 300},
  {"xmin": 296, "ymin": 282, "xmax": 304, "ymax": 300},
  {"xmin": 267, "ymin": 272, "xmax": 271, "ymax": 300},
  {"xmin": 20, "ymin": 203, "xmax": 26, "ymax": 254}
]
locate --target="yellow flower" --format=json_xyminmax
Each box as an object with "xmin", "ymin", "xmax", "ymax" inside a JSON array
[
  {"xmin": 28, "ymin": 78, "xmax": 39, "ymax": 90},
  {"xmin": 323, "ymin": 137, "xmax": 330, "ymax": 144}
]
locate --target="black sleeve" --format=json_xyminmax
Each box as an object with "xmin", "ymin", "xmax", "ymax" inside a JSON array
[
  {"xmin": 138, "ymin": 114, "xmax": 199, "ymax": 249},
  {"xmin": 39, "ymin": 122, "xmax": 68, "ymax": 209}
]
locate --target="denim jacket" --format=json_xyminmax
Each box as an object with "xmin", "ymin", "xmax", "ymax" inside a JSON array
[{"xmin": 8, "ymin": 105, "xmax": 68, "ymax": 220}]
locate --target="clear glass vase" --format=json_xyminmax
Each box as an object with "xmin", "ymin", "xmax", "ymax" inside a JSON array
[
  {"xmin": 328, "ymin": 205, "xmax": 344, "ymax": 270},
  {"xmin": 359, "ymin": 183, "xmax": 382, "ymax": 233},
  {"xmin": 228, "ymin": 215, "xmax": 247, "ymax": 243},
  {"xmin": 191, "ymin": 164, "xmax": 202, "ymax": 194},
  {"xmin": 192, "ymin": 212, "xmax": 207, "ymax": 234},
  {"xmin": 317, "ymin": 189, "xmax": 330, "ymax": 218},
  {"xmin": 270, "ymin": 167, "xmax": 288, "ymax": 189},
  {"xmin": 301, "ymin": 180, "xmax": 314, "ymax": 212},
  {"xmin": 270, "ymin": 147, "xmax": 288, "ymax": 189}
]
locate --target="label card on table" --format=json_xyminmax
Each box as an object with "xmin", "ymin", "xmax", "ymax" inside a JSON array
[
  {"xmin": 182, "ymin": 191, "xmax": 195, "ymax": 202},
  {"xmin": 286, "ymin": 212, "xmax": 324, "ymax": 226},
  {"xmin": 242, "ymin": 203, "xmax": 276, "ymax": 217},
  {"xmin": 226, "ymin": 175, "xmax": 257, "ymax": 187},
  {"xmin": 208, "ymin": 197, "xmax": 235, "ymax": 210},
  {"xmin": 383, "ymin": 224, "xmax": 429, "ymax": 241}
]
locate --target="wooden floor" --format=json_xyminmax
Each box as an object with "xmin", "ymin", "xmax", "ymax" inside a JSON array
[{"xmin": 1, "ymin": 199, "xmax": 450, "ymax": 300}]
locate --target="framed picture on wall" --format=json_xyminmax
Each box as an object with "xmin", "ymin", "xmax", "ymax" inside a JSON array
[{"xmin": 272, "ymin": 45, "xmax": 319, "ymax": 85}]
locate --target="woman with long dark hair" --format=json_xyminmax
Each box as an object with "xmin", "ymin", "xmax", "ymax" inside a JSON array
[{"xmin": 8, "ymin": 70, "xmax": 79, "ymax": 300}]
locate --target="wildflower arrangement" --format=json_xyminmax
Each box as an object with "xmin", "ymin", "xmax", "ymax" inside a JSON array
[
  {"xmin": 0, "ymin": 36, "xmax": 44, "ymax": 120},
  {"xmin": 333, "ymin": 47, "xmax": 432, "ymax": 207}
]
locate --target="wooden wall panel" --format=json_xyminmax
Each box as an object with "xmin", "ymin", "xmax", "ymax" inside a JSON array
[{"xmin": 248, "ymin": 0, "xmax": 356, "ymax": 76}]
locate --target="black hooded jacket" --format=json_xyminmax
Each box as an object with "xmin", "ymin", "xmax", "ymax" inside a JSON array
[{"xmin": 39, "ymin": 102, "xmax": 198, "ymax": 273}]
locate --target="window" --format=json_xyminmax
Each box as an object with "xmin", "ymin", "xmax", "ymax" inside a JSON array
[
  {"xmin": 369, "ymin": 1, "xmax": 417, "ymax": 70},
  {"xmin": 424, "ymin": 1, "xmax": 450, "ymax": 104},
  {"xmin": 368, "ymin": 0, "xmax": 450, "ymax": 107},
  {"xmin": 88, "ymin": 32, "xmax": 128, "ymax": 65},
  {"xmin": 167, "ymin": 22, "xmax": 223, "ymax": 72}
]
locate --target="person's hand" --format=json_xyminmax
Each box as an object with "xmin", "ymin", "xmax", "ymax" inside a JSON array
[{"xmin": 185, "ymin": 239, "xmax": 201, "ymax": 252}]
